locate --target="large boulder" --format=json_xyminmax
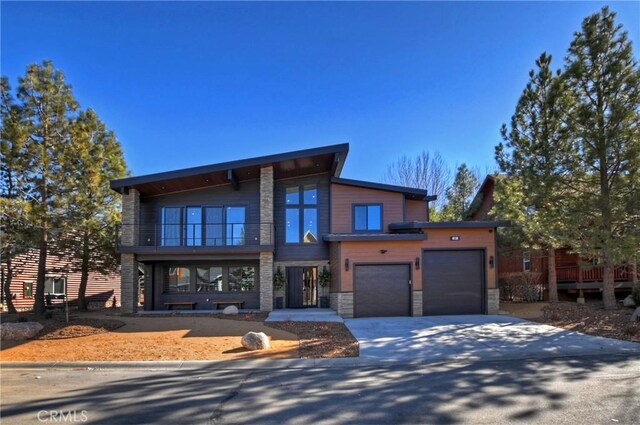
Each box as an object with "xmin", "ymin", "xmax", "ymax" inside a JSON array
[
  {"xmin": 622, "ymin": 295, "xmax": 636, "ymax": 308},
  {"xmin": 241, "ymin": 331, "xmax": 270, "ymax": 350},
  {"xmin": 222, "ymin": 305, "xmax": 239, "ymax": 315},
  {"xmin": 631, "ymin": 307, "xmax": 640, "ymax": 322},
  {"xmin": 1, "ymin": 322, "xmax": 44, "ymax": 341}
]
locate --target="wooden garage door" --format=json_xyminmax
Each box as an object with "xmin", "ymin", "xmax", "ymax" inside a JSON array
[
  {"xmin": 423, "ymin": 250, "xmax": 485, "ymax": 315},
  {"xmin": 354, "ymin": 264, "xmax": 411, "ymax": 318}
]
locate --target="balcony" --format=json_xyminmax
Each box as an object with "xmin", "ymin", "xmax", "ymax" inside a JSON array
[{"xmin": 116, "ymin": 223, "xmax": 274, "ymax": 255}]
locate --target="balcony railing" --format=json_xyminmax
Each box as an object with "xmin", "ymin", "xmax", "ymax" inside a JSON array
[{"xmin": 116, "ymin": 223, "xmax": 274, "ymax": 248}]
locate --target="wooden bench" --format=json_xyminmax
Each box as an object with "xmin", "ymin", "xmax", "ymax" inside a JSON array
[
  {"xmin": 164, "ymin": 301, "xmax": 197, "ymax": 310},
  {"xmin": 213, "ymin": 300, "xmax": 245, "ymax": 310}
]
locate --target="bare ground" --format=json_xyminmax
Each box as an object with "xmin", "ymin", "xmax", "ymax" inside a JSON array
[{"xmin": 502, "ymin": 301, "xmax": 640, "ymax": 343}]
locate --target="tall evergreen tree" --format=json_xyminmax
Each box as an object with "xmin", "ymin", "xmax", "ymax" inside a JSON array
[
  {"xmin": 440, "ymin": 163, "xmax": 479, "ymax": 221},
  {"xmin": 495, "ymin": 53, "xmax": 577, "ymax": 303},
  {"xmin": 0, "ymin": 77, "xmax": 34, "ymax": 313},
  {"xmin": 563, "ymin": 7, "xmax": 640, "ymax": 309},
  {"xmin": 17, "ymin": 61, "xmax": 78, "ymax": 315},
  {"xmin": 63, "ymin": 109, "xmax": 126, "ymax": 311}
]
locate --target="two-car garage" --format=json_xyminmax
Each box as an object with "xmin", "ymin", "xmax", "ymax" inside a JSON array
[{"xmin": 352, "ymin": 249, "xmax": 486, "ymax": 318}]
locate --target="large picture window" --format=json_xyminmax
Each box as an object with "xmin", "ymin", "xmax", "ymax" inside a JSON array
[
  {"xmin": 161, "ymin": 206, "xmax": 246, "ymax": 247},
  {"xmin": 285, "ymin": 184, "xmax": 318, "ymax": 244},
  {"xmin": 165, "ymin": 265, "xmax": 256, "ymax": 293},
  {"xmin": 353, "ymin": 204, "xmax": 382, "ymax": 232}
]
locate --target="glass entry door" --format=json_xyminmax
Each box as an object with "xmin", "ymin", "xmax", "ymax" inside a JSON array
[{"xmin": 286, "ymin": 267, "xmax": 318, "ymax": 308}]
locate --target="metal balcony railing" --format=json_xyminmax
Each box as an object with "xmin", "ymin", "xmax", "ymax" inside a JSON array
[{"xmin": 116, "ymin": 223, "xmax": 274, "ymax": 248}]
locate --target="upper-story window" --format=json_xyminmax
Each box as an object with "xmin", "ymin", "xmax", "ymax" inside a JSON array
[
  {"xmin": 161, "ymin": 206, "xmax": 246, "ymax": 246},
  {"xmin": 353, "ymin": 204, "xmax": 382, "ymax": 232},
  {"xmin": 523, "ymin": 251, "xmax": 532, "ymax": 272},
  {"xmin": 285, "ymin": 185, "xmax": 318, "ymax": 244}
]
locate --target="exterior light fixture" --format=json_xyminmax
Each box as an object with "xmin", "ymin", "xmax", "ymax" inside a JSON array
[
  {"xmin": 489, "ymin": 256, "xmax": 494, "ymax": 268},
  {"xmin": 345, "ymin": 258, "xmax": 349, "ymax": 271},
  {"xmin": 415, "ymin": 257, "xmax": 420, "ymax": 270}
]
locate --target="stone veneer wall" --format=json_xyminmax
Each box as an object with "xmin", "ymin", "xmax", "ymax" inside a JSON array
[
  {"xmin": 329, "ymin": 292, "xmax": 353, "ymax": 318},
  {"xmin": 412, "ymin": 290, "xmax": 423, "ymax": 317},
  {"xmin": 488, "ymin": 288, "xmax": 500, "ymax": 314},
  {"xmin": 121, "ymin": 188, "xmax": 140, "ymax": 314},
  {"xmin": 259, "ymin": 166, "xmax": 274, "ymax": 312}
]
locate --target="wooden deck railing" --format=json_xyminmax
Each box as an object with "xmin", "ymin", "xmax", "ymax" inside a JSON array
[{"xmin": 556, "ymin": 265, "xmax": 634, "ymax": 283}]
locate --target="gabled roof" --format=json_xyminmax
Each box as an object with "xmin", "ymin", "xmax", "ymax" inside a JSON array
[
  {"xmin": 111, "ymin": 143, "xmax": 349, "ymax": 196},
  {"xmin": 330, "ymin": 177, "xmax": 436, "ymax": 201}
]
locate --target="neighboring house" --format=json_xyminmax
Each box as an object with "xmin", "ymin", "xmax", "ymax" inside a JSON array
[
  {"xmin": 1, "ymin": 249, "xmax": 121, "ymax": 311},
  {"xmin": 469, "ymin": 175, "xmax": 637, "ymax": 299},
  {"xmin": 110, "ymin": 144, "xmax": 507, "ymax": 318}
]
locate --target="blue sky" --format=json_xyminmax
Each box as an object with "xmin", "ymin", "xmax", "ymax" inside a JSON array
[{"xmin": 2, "ymin": 1, "xmax": 639, "ymax": 183}]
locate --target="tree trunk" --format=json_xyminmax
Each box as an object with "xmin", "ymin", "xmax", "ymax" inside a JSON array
[
  {"xmin": 547, "ymin": 247, "xmax": 558, "ymax": 303},
  {"xmin": 602, "ymin": 262, "xmax": 616, "ymax": 310},
  {"xmin": 631, "ymin": 260, "xmax": 638, "ymax": 286},
  {"xmin": 3, "ymin": 256, "xmax": 17, "ymax": 314},
  {"xmin": 33, "ymin": 230, "xmax": 48, "ymax": 316},
  {"xmin": 77, "ymin": 233, "xmax": 90, "ymax": 311}
]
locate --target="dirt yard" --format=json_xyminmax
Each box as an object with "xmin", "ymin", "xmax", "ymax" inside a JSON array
[
  {"xmin": 502, "ymin": 301, "xmax": 640, "ymax": 343},
  {"xmin": 0, "ymin": 311, "xmax": 359, "ymax": 361}
]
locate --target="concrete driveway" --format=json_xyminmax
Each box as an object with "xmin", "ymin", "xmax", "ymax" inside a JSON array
[{"xmin": 344, "ymin": 315, "xmax": 640, "ymax": 362}]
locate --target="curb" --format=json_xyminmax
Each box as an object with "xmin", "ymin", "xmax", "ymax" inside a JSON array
[{"xmin": 2, "ymin": 350, "xmax": 639, "ymax": 371}]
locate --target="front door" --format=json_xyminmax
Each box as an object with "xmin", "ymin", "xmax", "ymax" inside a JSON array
[{"xmin": 286, "ymin": 267, "xmax": 318, "ymax": 308}]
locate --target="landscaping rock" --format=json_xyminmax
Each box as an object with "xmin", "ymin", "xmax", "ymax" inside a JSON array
[
  {"xmin": 222, "ymin": 305, "xmax": 238, "ymax": 315},
  {"xmin": 622, "ymin": 295, "xmax": 636, "ymax": 308},
  {"xmin": 631, "ymin": 307, "xmax": 640, "ymax": 322},
  {"xmin": 1, "ymin": 322, "xmax": 44, "ymax": 341},
  {"xmin": 241, "ymin": 331, "xmax": 270, "ymax": 350}
]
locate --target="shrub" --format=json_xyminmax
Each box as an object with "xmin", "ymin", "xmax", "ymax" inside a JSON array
[{"xmin": 500, "ymin": 272, "xmax": 544, "ymax": 302}]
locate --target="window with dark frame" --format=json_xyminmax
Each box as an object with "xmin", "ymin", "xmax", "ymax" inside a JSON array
[
  {"xmin": 353, "ymin": 204, "xmax": 382, "ymax": 232},
  {"xmin": 23, "ymin": 281, "xmax": 33, "ymax": 298},
  {"xmin": 161, "ymin": 206, "xmax": 246, "ymax": 247},
  {"xmin": 165, "ymin": 265, "xmax": 256, "ymax": 293},
  {"xmin": 285, "ymin": 184, "xmax": 318, "ymax": 244}
]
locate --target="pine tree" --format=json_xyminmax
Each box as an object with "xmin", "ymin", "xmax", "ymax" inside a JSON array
[
  {"xmin": 495, "ymin": 53, "xmax": 577, "ymax": 303},
  {"xmin": 440, "ymin": 164, "xmax": 479, "ymax": 221},
  {"xmin": 17, "ymin": 61, "xmax": 79, "ymax": 315},
  {"xmin": 563, "ymin": 7, "xmax": 640, "ymax": 309},
  {"xmin": 63, "ymin": 109, "xmax": 126, "ymax": 311},
  {"xmin": 0, "ymin": 77, "xmax": 34, "ymax": 313}
]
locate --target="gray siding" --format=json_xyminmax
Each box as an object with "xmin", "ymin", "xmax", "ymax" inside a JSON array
[{"xmin": 274, "ymin": 174, "xmax": 330, "ymax": 261}]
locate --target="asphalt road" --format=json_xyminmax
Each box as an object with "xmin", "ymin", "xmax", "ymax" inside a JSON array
[{"xmin": 2, "ymin": 355, "xmax": 639, "ymax": 424}]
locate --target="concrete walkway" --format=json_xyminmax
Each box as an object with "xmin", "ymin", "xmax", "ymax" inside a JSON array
[
  {"xmin": 345, "ymin": 315, "xmax": 640, "ymax": 362},
  {"xmin": 266, "ymin": 308, "xmax": 344, "ymax": 322}
]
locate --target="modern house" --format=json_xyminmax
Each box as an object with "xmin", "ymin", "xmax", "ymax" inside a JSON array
[
  {"xmin": 470, "ymin": 175, "xmax": 638, "ymax": 299},
  {"xmin": 110, "ymin": 144, "xmax": 507, "ymax": 318},
  {"xmin": 1, "ymin": 249, "xmax": 121, "ymax": 311}
]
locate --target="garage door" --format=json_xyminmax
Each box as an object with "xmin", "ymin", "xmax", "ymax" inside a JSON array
[
  {"xmin": 423, "ymin": 250, "xmax": 485, "ymax": 315},
  {"xmin": 354, "ymin": 264, "xmax": 411, "ymax": 318}
]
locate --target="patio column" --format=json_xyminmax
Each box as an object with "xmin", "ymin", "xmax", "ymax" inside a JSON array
[
  {"xmin": 121, "ymin": 187, "xmax": 140, "ymax": 313},
  {"xmin": 259, "ymin": 166, "xmax": 274, "ymax": 311}
]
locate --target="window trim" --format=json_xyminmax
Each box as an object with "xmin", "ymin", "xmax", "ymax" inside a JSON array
[
  {"xmin": 23, "ymin": 281, "xmax": 33, "ymax": 298},
  {"xmin": 352, "ymin": 203, "xmax": 383, "ymax": 233},
  {"xmin": 44, "ymin": 276, "xmax": 66, "ymax": 296},
  {"xmin": 284, "ymin": 184, "xmax": 319, "ymax": 245}
]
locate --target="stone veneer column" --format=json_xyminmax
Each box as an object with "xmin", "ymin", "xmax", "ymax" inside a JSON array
[
  {"xmin": 488, "ymin": 289, "xmax": 500, "ymax": 314},
  {"xmin": 329, "ymin": 293, "xmax": 353, "ymax": 318},
  {"xmin": 120, "ymin": 188, "xmax": 140, "ymax": 313},
  {"xmin": 259, "ymin": 166, "xmax": 274, "ymax": 311},
  {"xmin": 412, "ymin": 291, "xmax": 423, "ymax": 316}
]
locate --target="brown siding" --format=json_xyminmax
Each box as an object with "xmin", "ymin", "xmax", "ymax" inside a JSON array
[
  {"xmin": 405, "ymin": 200, "xmax": 428, "ymax": 221},
  {"xmin": 330, "ymin": 184, "xmax": 404, "ymax": 233},
  {"xmin": 1, "ymin": 250, "xmax": 120, "ymax": 310},
  {"xmin": 334, "ymin": 227, "xmax": 497, "ymax": 293}
]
